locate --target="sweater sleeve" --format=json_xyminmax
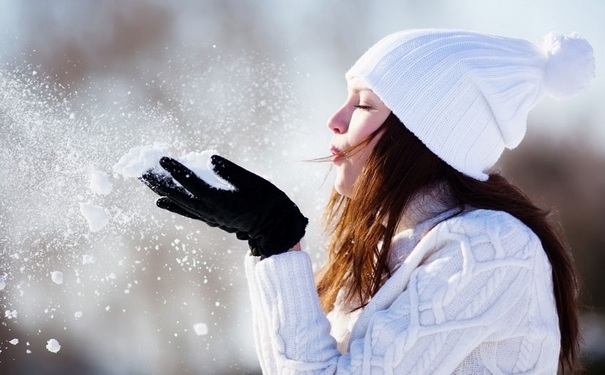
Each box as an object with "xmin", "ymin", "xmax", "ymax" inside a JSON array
[
  {"xmin": 246, "ymin": 252, "xmax": 343, "ymax": 374},
  {"xmin": 245, "ymin": 210, "xmax": 558, "ymax": 374},
  {"xmin": 245, "ymin": 254, "xmax": 280, "ymax": 374}
]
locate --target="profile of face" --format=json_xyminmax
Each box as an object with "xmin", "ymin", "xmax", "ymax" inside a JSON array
[{"xmin": 327, "ymin": 77, "xmax": 391, "ymax": 197}]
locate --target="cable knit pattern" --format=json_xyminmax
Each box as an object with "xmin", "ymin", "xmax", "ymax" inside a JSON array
[{"xmin": 245, "ymin": 209, "xmax": 560, "ymax": 374}]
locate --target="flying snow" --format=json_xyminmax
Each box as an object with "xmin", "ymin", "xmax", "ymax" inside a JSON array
[
  {"xmin": 0, "ymin": 45, "xmax": 306, "ymax": 373},
  {"xmin": 82, "ymin": 255, "xmax": 97, "ymax": 265},
  {"xmin": 46, "ymin": 339, "xmax": 61, "ymax": 353},
  {"xmin": 88, "ymin": 170, "xmax": 113, "ymax": 195},
  {"xmin": 193, "ymin": 322, "xmax": 208, "ymax": 336},
  {"xmin": 50, "ymin": 271, "xmax": 64, "ymax": 285},
  {"xmin": 79, "ymin": 202, "xmax": 111, "ymax": 232},
  {"xmin": 75, "ymin": 145, "xmax": 235, "ymax": 234}
]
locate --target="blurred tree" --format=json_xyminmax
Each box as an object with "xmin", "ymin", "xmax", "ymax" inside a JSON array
[{"xmin": 11, "ymin": 0, "xmax": 174, "ymax": 86}]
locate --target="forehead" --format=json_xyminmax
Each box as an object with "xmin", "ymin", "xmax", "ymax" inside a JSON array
[{"xmin": 346, "ymin": 76, "xmax": 372, "ymax": 94}]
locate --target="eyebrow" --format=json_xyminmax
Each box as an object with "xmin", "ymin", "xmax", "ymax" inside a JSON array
[{"xmin": 350, "ymin": 87, "xmax": 372, "ymax": 94}]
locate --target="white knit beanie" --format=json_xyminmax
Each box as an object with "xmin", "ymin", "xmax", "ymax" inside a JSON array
[{"xmin": 346, "ymin": 29, "xmax": 595, "ymax": 181}]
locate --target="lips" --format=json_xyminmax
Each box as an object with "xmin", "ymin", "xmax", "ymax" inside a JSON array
[{"xmin": 330, "ymin": 145, "xmax": 343, "ymax": 162}]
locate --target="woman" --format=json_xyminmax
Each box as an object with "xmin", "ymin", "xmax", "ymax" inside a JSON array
[{"xmin": 142, "ymin": 29, "xmax": 595, "ymax": 374}]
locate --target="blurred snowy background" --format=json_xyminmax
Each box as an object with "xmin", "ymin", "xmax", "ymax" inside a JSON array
[{"xmin": 0, "ymin": 1, "xmax": 604, "ymax": 374}]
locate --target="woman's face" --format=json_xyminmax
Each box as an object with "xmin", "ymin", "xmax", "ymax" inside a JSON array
[{"xmin": 327, "ymin": 77, "xmax": 391, "ymax": 197}]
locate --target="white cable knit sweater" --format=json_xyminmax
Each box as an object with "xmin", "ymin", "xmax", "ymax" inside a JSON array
[{"xmin": 244, "ymin": 207, "xmax": 560, "ymax": 374}]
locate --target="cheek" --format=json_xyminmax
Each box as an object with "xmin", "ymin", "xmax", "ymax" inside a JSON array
[
  {"xmin": 349, "ymin": 111, "xmax": 388, "ymax": 144},
  {"xmin": 351, "ymin": 133, "xmax": 380, "ymax": 168},
  {"xmin": 348, "ymin": 125, "xmax": 375, "ymax": 146}
]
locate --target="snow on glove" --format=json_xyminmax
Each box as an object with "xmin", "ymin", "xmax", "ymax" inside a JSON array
[{"xmin": 141, "ymin": 155, "xmax": 308, "ymax": 258}]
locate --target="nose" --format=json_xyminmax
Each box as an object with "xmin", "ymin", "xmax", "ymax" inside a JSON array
[{"xmin": 327, "ymin": 105, "xmax": 349, "ymax": 134}]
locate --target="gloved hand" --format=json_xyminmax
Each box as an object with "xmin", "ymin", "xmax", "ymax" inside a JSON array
[{"xmin": 140, "ymin": 155, "xmax": 308, "ymax": 258}]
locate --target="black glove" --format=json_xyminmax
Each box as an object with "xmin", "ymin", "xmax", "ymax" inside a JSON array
[{"xmin": 140, "ymin": 155, "xmax": 308, "ymax": 258}]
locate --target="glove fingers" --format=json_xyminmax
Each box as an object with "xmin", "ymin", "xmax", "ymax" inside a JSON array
[
  {"xmin": 160, "ymin": 157, "xmax": 219, "ymax": 200},
  {"xmin": 159, "ymin": 188, "xmax": 217, "ymax": 222},
  {"xmin": 215, "ymin": 224, "xmax": 239, "ymax": 234},
  {"xmin": 141, "ymin": 171, "xmax": 191, "ymax": 199},
  {"xmin": 157, "ymin": 197, "xmax": 226, "ymax": 229},
  {"xmin": 140, "ymin": 171, "xmax": 180, "ymax": 197},
  {"xmin": 210, "ymin": 155, "xmax": 264, "ymax": 191},
  {"xmin": 156, "ymin": 197, "xmax": 203, "ymax": 220},
  {"xmin": 236, "ymin": 231, "xmax": 251, "ymax": 240}
]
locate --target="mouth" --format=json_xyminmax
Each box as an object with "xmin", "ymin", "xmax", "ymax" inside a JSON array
[{"xmin": 330, "ymin": 145, "xmax": 343, "ymax": 162}]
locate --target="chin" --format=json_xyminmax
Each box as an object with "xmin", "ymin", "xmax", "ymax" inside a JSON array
[
  {"xmin": 334, "ymin": 181, "xmax": 352, "ymax": 198},
  {"xmin": 334, "ymin": 166, "xmax": 356, "ymax": 197}
]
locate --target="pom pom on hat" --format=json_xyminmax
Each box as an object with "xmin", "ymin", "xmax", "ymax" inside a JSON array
[
  {"xmin": 346, "ymin": 29, "xmax": 596, "ymax": 181},
  {"xmin": 542, "ymin": 32, "xmax": 596, "ymax": 100}
]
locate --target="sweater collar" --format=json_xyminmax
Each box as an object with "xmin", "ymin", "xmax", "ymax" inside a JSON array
[
  {"xmin": 386, "ymin": 184, "xmax": 460, "ymax": 272},
  {"xmin": 398, "ymin": 182, "xmax": 456, "ymax": 229}
]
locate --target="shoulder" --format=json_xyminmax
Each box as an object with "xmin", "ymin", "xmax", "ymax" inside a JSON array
[
  {"xmin": 425, "ymin": 208, "xmax": 544, "ymax": 263},
  {"xmin": 437, "ymin": 208, "xmax": 540, "ymax": 245},
  {"xmin": 441, "ymin": 208, "xmax": 533, "ymax": 235}
]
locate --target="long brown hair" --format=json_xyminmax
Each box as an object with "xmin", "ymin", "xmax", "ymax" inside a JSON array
[{"xmin": 317, "ymin": 113, "xmax": 580, "ymax": 373}]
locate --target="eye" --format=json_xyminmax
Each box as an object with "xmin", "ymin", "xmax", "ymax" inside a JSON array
[{"xmin": 354, "ymin": 104, "xmax": 372, "ymax": 110}]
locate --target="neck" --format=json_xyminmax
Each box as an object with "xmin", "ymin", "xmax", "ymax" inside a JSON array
[{"xmin": 397, "ymin": 182, "xmax": 456, "ymax": 230}]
